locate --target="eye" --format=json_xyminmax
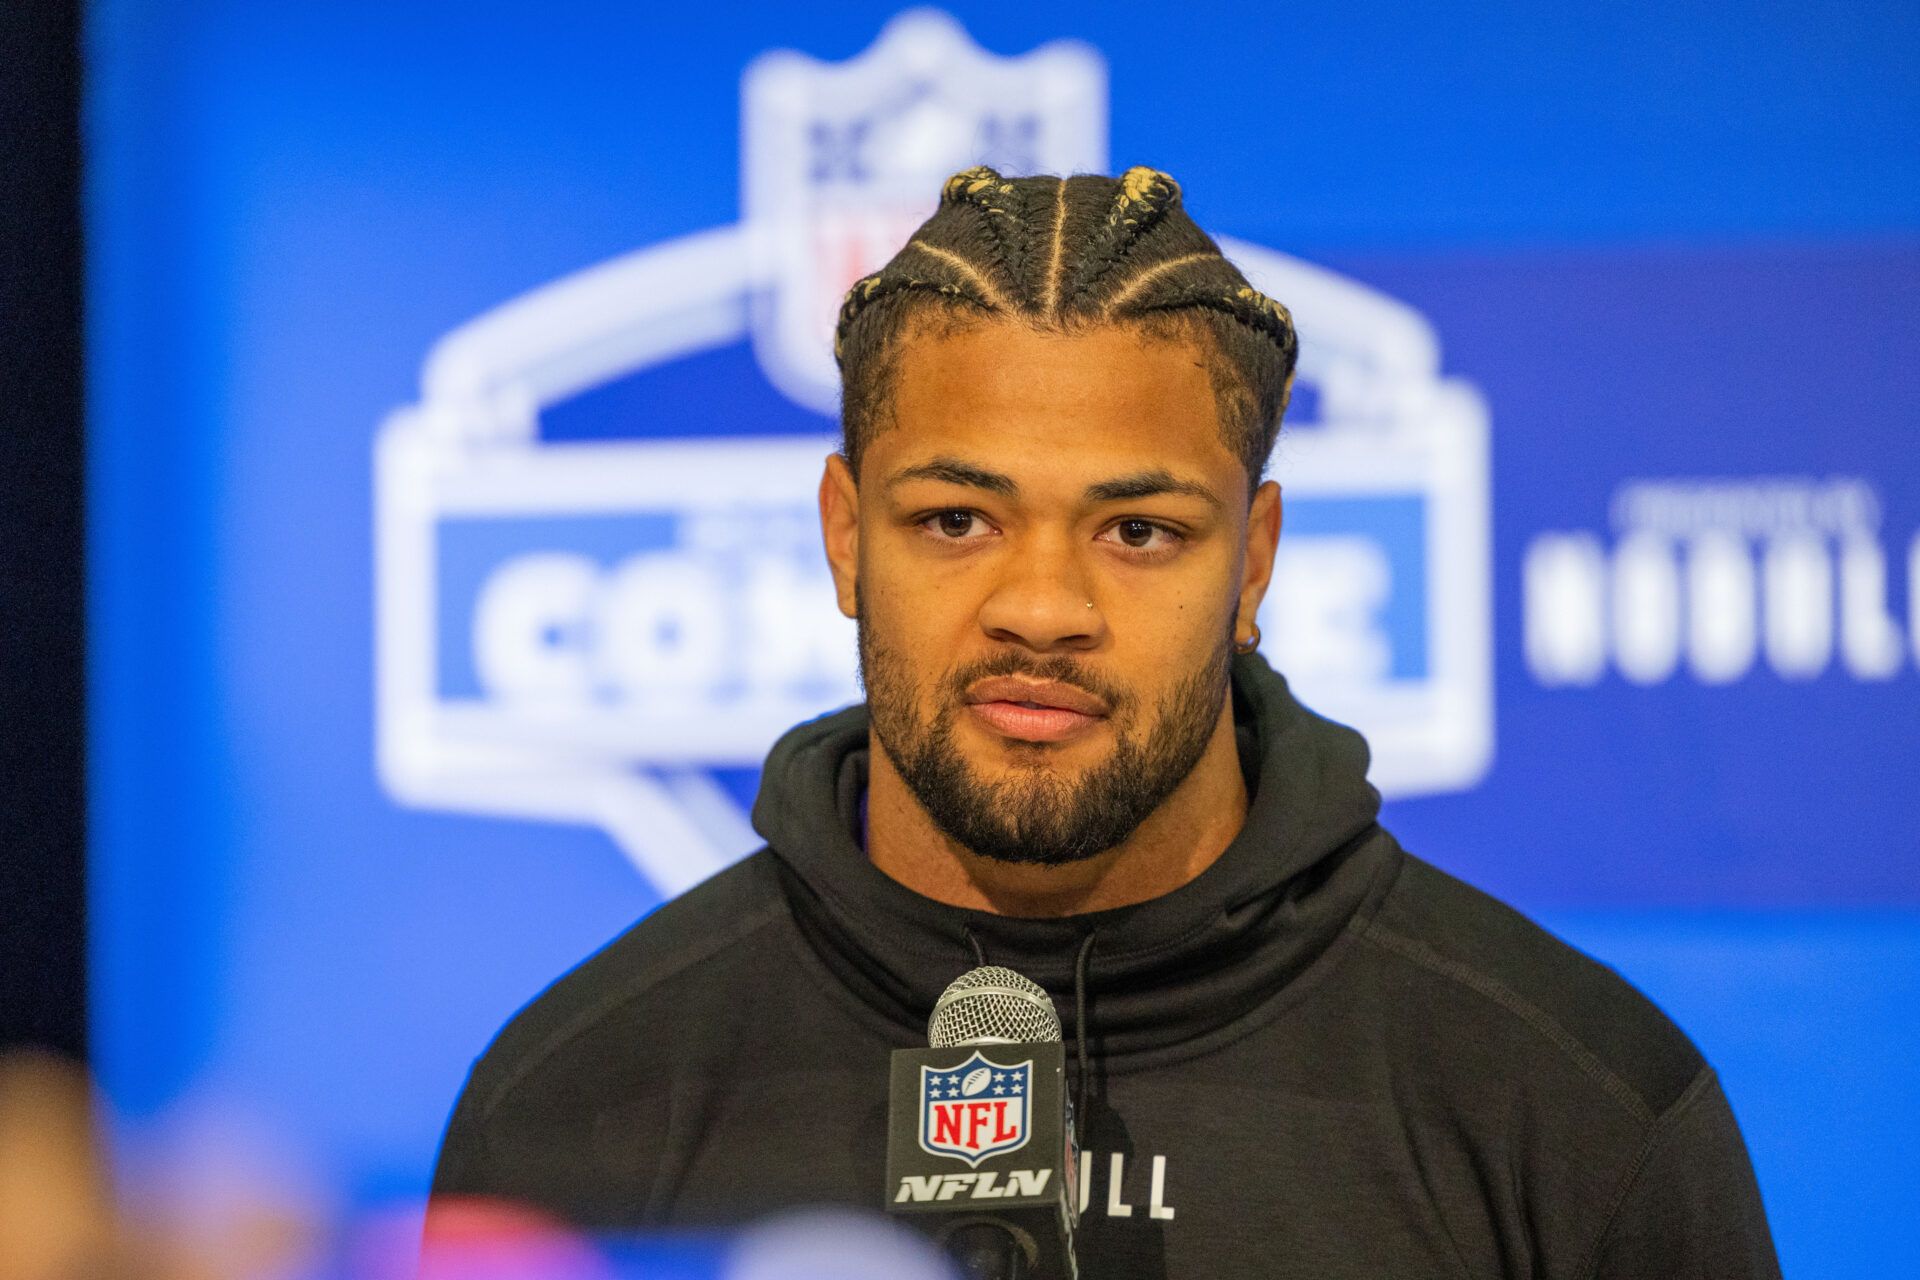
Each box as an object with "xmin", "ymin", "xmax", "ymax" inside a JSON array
[
  {"xmin": 920, "ymin": 510, "xmax": 994, "ymax": 540},
  {"xmin": 1099, "ymin": 518, "xmax": 1183, "ymax": 554}
]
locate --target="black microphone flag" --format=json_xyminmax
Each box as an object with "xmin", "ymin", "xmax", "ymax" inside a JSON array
[{"xmin": 884, "ymin": 966, "xmax": 1079, "ymax": 1279}]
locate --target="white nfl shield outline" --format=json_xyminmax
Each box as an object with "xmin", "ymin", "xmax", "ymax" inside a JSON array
[
  {"xmin": 372, "ymin": 8, "xmax": 1494, "ymax": 900},
  {"xmin": 919, "ymin": 1052, "xmax": 1033, "ymax": 1166},
  {"xmin": 742, "ymin": 8, "xmax": 1105, "ymax": 416}
]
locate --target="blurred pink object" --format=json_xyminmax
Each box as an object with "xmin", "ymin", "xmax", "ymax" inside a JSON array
[{"xmin": 417, "ymin": 1196, "xmax": 612, "ymax": 1280}]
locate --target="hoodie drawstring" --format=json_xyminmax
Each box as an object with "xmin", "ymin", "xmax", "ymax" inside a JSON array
[
  {"xmin": 957, "ymin": 924, "xmax": 1096, "ymax": 1145},
  {"xmin": 1072, "ymin": 930, "xmax": 1097, "ymax": 1146}
]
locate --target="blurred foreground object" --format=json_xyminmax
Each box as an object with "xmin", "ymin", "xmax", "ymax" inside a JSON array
[
  {"xmin": 722, "ymin": 1210, "xmax": 956, "ymax": 1280},
  {"xmin": 0, "ymin": 1052, "xmax": 111, "ymax": 1278},
  {"xmin": 414, "ymin": 1202, "xmax": 957, "ymax": 1280},
  {"xmin": 418, "ymin": 1198, "xmax": 610, "ymax": 1280},
  {"xmin": 2, "ymin": 1051, "xmax": 949, "ymax": 1280},
  {"xmin": 0, "ymin": 1051, "xmax": 316, "ymax": 1280}
]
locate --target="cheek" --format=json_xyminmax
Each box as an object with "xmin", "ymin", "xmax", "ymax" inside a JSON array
[
  {"xmin": 1110, "ymin": 583, "xmax": 1235, "ymax": 688},
  {"xmin": 1118, "ymin": 559, "xmax": 1236, "ymax": 638},
  {"xmin": 857, "ymin": 554, "xmax": 980, "ymax": 702},
  {"xmin": 861, "ymin": 538, "xmax": 980, "ymax": 635}
]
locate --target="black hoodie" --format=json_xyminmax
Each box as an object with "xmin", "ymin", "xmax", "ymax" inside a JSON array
[{"xmin": 431, "ymin": 653, "xmax": 1781, "ymax": 1279}]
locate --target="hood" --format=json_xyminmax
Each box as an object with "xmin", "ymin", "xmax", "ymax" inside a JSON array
[{"xmin": 749, "ymin": 650, "xmax": 1401, "ymax": 1068}]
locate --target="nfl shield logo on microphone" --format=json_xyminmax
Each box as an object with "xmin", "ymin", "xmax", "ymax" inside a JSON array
[{"xmin": 920, "ymin": 1053, "xmax": 1034, "ymax": 1166}]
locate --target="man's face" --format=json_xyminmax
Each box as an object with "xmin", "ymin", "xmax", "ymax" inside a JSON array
[{"xmin": 820, "ymin": 319, "xmax": 1280, "ymax": 865}]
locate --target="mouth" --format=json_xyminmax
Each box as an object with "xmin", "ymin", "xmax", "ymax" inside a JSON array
[{"xmin": 962, "ymin": 676, "xmax": 1111, "ymax": 744}]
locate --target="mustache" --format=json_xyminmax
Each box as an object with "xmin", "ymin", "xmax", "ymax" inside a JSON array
[{"xmin": 940, "ymin": 650, "xmax": 1131, "ymax": 715}]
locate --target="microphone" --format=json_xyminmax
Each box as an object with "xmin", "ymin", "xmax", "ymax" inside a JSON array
[{"xmin": 885, "ymin": 966, "xmax": 1080, "ymax": 1279}]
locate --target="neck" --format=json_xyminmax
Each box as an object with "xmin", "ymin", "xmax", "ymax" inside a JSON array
[{"xmin": 865, "ymin": 699, "xmax": 1249, "ymax": 918}]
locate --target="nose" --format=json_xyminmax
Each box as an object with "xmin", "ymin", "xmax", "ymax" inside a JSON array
[{"xmin": 975, "ymin": 530, "xmax": 1106, "ymax": 653}]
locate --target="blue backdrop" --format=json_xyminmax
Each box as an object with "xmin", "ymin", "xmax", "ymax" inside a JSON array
[{"xmin": 88, "ymin": 2, "xmax": 1919, "ymax": 1274}]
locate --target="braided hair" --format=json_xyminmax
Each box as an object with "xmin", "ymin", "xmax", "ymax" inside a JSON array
[{"xmin": 833, "ymin": 166, "xmax": 1299, "ymax": 487}]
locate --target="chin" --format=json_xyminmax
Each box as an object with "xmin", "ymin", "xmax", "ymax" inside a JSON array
[{"xmin": 972, "ymin": 745, "xmax": 1111, "ymax": 790}]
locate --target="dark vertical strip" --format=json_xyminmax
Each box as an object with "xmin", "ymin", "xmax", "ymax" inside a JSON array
[{"xmin": 0, "ymin": 0, "xmax": 87, "ymax": 1059}]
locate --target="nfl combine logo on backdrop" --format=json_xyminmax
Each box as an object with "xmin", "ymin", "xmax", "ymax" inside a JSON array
[
  {"xmin": 920, "ymin": 1053, "xmax": 1034, "ymax": 1166},
  {"xmin": 373, "ymin": 7, "xmax": 1494, "ymax": 897},
  {"xmin": 743, "ymin": 10, "xmax": 1105, "ymax": 415}
]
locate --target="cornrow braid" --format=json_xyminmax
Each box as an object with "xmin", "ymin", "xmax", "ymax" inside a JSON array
[
  {"xmin": 940, "ymin": 164, "xmax": 1031, "ymax": 307},
  {"xmin": 1059, "ymin": 164, "xmax": 1184, "ymax": 307},
  {"xmin": 834, "ymin": 165, "xmax": 1299, "ymax": 486}
]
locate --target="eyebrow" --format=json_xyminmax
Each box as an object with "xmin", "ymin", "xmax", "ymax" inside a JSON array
[
  {"xmin": 886, "ymin": 458, "xmax": 1019, "ymax": 496},
  {"xmin": 1085, "ymin": 469, "xmax": 1225, "ymax": 512},
  {"xmin": 886, "ymin": 458, "xmax": 1224, "ymax": 511}
]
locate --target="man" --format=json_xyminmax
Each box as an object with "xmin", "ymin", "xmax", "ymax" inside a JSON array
[{"xmin": 430, "ymin": 167, "xmax": 1781, "ymax": 1277}]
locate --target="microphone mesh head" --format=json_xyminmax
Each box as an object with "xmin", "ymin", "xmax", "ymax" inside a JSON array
[{"xmin": 928, "ymin": 965, "xmax": 1063, "ymax": 1047}]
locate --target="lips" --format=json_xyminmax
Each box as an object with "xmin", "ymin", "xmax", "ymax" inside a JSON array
[{"xmin": 963, "ymin": 676, "xmax": 1111, "ymax": 744}]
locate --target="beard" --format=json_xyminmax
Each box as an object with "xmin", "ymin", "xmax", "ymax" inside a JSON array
[{"xmin": 857, "ymin": 610, "xmax": 1233, "ymax": 867}]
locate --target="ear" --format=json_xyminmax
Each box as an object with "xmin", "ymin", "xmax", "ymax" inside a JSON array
[
  {"xmin": 819, "ymin": 452, "xmax": 861, "ymax": 619},
  {"xmin": 1236, "ymin": 479, "xmax": 1282, "ymax": 638}
]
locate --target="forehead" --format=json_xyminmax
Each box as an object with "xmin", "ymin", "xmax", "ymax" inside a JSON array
[{"xmin": 877, "ymin": 320, "xmax": 1239, "ymax": 485}]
